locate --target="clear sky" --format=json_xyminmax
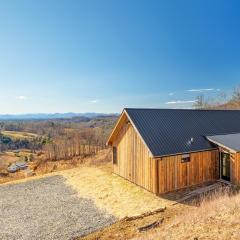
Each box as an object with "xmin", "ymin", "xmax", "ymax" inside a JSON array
[{"xmin": 0, "ymin": 0, "xmax": 240, "ymax": 114}]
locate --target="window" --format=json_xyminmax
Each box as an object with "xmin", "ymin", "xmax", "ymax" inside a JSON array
[
  {"xmin": 113, "ymin": 147, "xmax": 117, "ymax": 164},
  {"xmin": 181, "ymin": 154, "xmax": 190, "ymax": 163}
]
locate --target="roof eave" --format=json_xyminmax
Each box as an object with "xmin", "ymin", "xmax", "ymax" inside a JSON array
[
  {"xmin": 206, "ymin": 137, "xmax": 238, "ymax": 153},
  {"xmin": 153, "ymin": 147, "xmax": 219, "ymax": 158},
  {"xmin": 106, "ymin": 109, "xmax": 126, "ymax": 146}
]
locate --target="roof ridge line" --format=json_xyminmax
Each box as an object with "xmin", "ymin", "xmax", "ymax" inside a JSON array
[{"xmin": 124, "ymin": 108, "xmax": 240, "ymax": 111}]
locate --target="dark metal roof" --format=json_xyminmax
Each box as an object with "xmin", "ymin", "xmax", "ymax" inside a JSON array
[
  {"xmin": 125, "ymin": 108, "xmax": 240, "ymax": 157},
  {"xmin": 207, "ymin": 133, "xmax": 240, "ymax": 152}
]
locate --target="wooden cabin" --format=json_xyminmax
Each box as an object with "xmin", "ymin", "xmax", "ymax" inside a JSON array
[{"xmin": 107, "ymin": 108, "xmax": 240, "ymax": 194}]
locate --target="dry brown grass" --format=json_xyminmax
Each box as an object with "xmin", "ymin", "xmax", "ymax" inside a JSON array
[
  {"xmin": 63, "ymin": 163, "xmax": 172, "ymax": 218},
  {"xmin": 1, "ymin": 130, "xmax": 38, "ymax": 139},
  {"xmin": 34, "ymin": 149, "xmax": 111, "ymax": 175},
  {"xmin": 80, "ymin": 204, "xmax": 187, "ymax": 240},
  {"xmin": 0, "ymin": 152, "xmax": 19, "ymax": 167},
  {"xmin": 0, "ymin": 149, "xmax": 111, "ymax": 184},
  {"xmin": 136, "ymin": 187, "xmax": 240, "ymax": 240}
]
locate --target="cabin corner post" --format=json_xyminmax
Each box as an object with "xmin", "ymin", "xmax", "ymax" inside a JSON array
[
  {"xmin": 233, "ymin": 152, "xmax": 240, "ymax": 185},
  {"xmin": 152, "ymin": 157, "xmax": 159, "ymax": 194},
  {"xmin": 230, "ymin": 152, "xmax": 235, "ymax": 184},
  {"xmin": 149, "ymin": 157, "xmax": 159, "ymax": 195}
]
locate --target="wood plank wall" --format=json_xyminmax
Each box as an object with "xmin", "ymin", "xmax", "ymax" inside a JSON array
[
  {"xmin": 112, "ymin": 122, "xmax": 158, "ymax": 193},
  {"xmin": 112, "ymin": 119, "xmax": 219, "ymax": 194},
  {"xmin": 156, "ymin": 150, "xmax": 219, "ymax": 193},
  {"xmin": 232, "ymin": 152, "xmax": 240, "ymax": 184}
]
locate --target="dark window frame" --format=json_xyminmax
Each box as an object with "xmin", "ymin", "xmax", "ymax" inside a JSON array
[{"xmin": 181, "ymin": 154, "xmax": 190, "ymax": 163}]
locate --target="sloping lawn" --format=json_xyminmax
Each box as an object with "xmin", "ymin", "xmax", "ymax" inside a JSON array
[{"xmin": 62, "ymin": 164, "xmax": 172, "ymax": 218}]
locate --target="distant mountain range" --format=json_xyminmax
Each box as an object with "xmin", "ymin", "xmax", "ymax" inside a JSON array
[{"xmin": 0, "ymin": 112, "xmax": 118, "ymax": 120}]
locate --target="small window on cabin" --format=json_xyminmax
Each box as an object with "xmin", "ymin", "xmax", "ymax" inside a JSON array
[
  {"xmin": 181, "ymin": 154, "xmax": 190, "ymax": 163},
  {"xmin": 113, "ymin": 147, "xmax": 117, "ymax": 164}
]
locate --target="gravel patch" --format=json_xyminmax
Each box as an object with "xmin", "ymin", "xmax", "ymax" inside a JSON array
[{"xmin": 0, "ymin": 175, "xmax": 116, "ymax": 240}]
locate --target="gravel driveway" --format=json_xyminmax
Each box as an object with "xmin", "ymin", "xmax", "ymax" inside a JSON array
[{"xmin": 0, "ymin": 175, "xmax": 116, "ymax": 240}]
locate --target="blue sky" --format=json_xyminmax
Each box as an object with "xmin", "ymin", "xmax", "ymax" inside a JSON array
[{"xmin": 0, "ymin": 0, "xmax": 240, "ymax": 114}]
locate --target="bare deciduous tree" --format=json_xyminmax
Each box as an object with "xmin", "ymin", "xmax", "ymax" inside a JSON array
[
  {"xmin": 193, "ymin": 95, "xmax": 207, "ymax": 109},
  {"xmin": 231, "ymin": 86, "xmax": 240, "ymax": 103}
]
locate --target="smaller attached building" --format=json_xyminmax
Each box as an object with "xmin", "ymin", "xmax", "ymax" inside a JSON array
[
  {"xmin": 207, "ymin": 133, "xmax": 240, "ymax": 184},
  {"xmin": 107, "ymin": 108, "xmax": 240, "ymax": 194}
]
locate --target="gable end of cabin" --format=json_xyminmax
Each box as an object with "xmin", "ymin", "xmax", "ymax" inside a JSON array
[{"xmin": 107, "ymin": 111, "xmax": 158, "ymax": 194}]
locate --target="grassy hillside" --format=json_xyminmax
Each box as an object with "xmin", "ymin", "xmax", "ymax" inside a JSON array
[
  {"xmin": 80, "ymin": 185, "xmax": 240, "ymax": 240},
  {"xmin": 1, "ymin": 131, "xmax": 38, "ymax": 139},
  {"xmin": 211, "ymin": 101, "xmax": 240, "ymax": 110},
  {"xmin": 137, "ymin": 188, "xmax": 240, "ymax": 240}
]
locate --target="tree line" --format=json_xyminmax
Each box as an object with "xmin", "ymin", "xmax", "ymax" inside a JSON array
[
  {"xmin": 194, "ymin": 86, "xmax": 240, "ymax": 109},
  {"xmin": 0, "ymin": 134, "xmax": 45, "ymax": 153},
  {"xmin": 0, "ymin": 115, "xmax": 117, "ymax": 161},
  {"xmin": 43, "ymin": 127, "xmax": 109, "ymax": 161}
]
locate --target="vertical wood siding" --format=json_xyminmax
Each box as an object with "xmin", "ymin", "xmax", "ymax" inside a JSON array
[
  {"xmin": 112, "ymin": 119, "xmax": 219, "ymax": 194},
  {"xmin": 232, "ymin": 152, "xmax": 240, "ymax": 184},
  {"xmin": 156, "ymin": 150, "xmax": 219, "ymax": 193},
  {"xmin": 112, "ymin": 122, "xmax": 158, "ymax": 193}
]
